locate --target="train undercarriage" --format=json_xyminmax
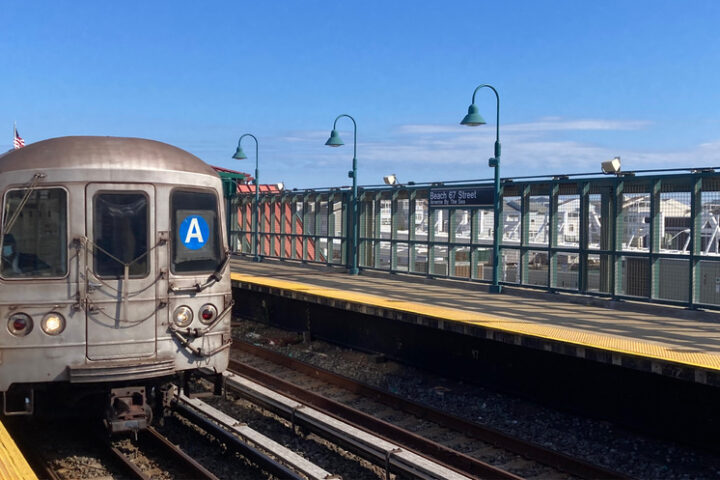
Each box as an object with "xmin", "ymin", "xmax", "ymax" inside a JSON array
[{"xmin": 2, "ymin": 370, "xmax": 225, "ymax": 435}]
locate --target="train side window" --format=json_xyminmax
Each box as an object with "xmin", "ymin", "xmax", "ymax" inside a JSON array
[
  {"xmin": 93, "ymin": 193, "xmax": 149, "ymax": 278},
  {"xmin": 171, "ymin": 190, "xmax": 221, "ymax": 274},
  {"xmin": 1, "ymin": 188, "xmax": 68, "ymax": 278}
]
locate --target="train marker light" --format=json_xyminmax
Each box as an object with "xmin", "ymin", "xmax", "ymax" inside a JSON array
[
  {"xmin": 41, "ymin": 312, "xmax": 65, "ymax": 335},
  {"xmin": 8, "ymin": 313, "xmax": 32, "ymax": 336},
  {"xmin": 173, "ymin": 306, "xmax": 193, "ymax": 327},
  {"xmin": 199, "ymin": 304, "xmax": 217, "ymax": 325}
]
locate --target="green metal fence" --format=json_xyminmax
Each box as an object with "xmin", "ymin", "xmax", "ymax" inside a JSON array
[{"xmin": 228, "ymin": 170, "xmax": 720, "ymax": 310}]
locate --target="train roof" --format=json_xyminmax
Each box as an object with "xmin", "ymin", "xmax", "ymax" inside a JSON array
[{"xmin": 0, "ymin": 136, "xmax": 219, "ymax": 177}]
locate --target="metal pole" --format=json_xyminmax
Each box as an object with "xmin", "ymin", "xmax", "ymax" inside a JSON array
[
  {"xmin": 351, "ymin": 123, "xmax": 359, "ymax": 275},
  {"xmin": 331, "ymin": 114, "xmax": 359, "ymax": 275},
  {"xmin": 468, "ymin": 84, "xmax": 502, "ymax": 293},
  {"xmin": 253, "ymin": 139, "xmax": 260, "ymax": 262},
  {"xmin": 236, "ymin": 133, "xmax": 261, "ymax": 262}
]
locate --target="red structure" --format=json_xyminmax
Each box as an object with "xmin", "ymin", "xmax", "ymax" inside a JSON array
[
  {"xmin": 212, "ymin": 166, "xmax": 322, "ymax": 261},
  {"xmin": 235, "ymin": 185, "xmax": 320, "ymax": 260}
]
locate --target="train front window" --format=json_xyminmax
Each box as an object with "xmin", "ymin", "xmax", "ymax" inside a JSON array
[
  {"xmin": 171, "ymin": 190, "xmax": 221, "ymax": 274},
  {"xmin": 1, "ymin": 188, "xmax": 68, "ymax": 278},
  {"xmin": 94, "ymin": 193, "xmax": 149, "ymax": 277}
]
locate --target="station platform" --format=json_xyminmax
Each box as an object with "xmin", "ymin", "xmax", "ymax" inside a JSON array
[
  {"xmin": 0, "ymin": 418, "xmax": 37, "ymax": 480},
  {"xmin": 230, "ymin": 257, "xmax": 720, "ymax": 387}
]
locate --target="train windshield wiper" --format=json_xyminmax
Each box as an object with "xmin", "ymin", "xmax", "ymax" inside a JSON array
[
  {"xmin": 197, "ymin": 250, "xmax": 232, "ymax": 290},
  {"xmin": 2, "ymin": 173, "xmax": 45, "ymax": 232},
  {"xmin": 170, "ymin": 250, "xmax": 231, "ymax": 293}
]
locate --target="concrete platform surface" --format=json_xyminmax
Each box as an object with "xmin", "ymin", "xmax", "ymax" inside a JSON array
[{"xmin": 230, "ymin": 257, "xmax": 720, "ymax": 385}]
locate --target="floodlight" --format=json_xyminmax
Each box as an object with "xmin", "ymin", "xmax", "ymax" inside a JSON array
[
  {"xmin": 383, "ymin": 174, "xmax": 398, "ymax": 185},
  {"xmin": 276, "ymin": 182, "xmax": 285, "ymax": 191},
  {"xmin": 601, "ymin": 156, "xmax": 621, "ymax": 174}
]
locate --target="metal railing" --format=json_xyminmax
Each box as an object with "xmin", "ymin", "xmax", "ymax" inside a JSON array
[{"xmin": 228, "ymin": 169, "xmax": 720, "ymax": 310}]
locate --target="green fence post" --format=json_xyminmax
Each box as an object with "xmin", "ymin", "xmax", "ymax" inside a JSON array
[
  {"xmin": 520, "ymin": 184, "xmax": 530, "ymax": 285},
  {"xmin": 549, "ymin": 183, "xmax": 559, "ymax": 289},
  {"xmin": 690, "ymin": 176, "xmax": 702, "ymax": 307}
]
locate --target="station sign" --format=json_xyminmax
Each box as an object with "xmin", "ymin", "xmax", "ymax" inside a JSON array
[{"xmin": 429, "ymin": 186, "xmax": 494, "ymax": 208}]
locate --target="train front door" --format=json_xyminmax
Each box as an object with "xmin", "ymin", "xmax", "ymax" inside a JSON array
[{"xmin": 85, "ymin": 184, "xmax": 158, "ymax": 360}]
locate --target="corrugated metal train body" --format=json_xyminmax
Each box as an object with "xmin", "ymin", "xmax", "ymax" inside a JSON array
[{"xmin": 0, "ymin": 137, "xmax": 231, "ymax": 417}]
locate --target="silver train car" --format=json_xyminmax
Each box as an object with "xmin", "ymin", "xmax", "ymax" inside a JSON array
[{"xmin": 0, "ymin": 136, "xmax": 232, "ymax": 431}]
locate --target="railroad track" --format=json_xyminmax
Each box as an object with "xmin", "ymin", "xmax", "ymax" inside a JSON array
[
  {"xmin": 231, "ymin": 340, "xmax": 630, "ymax": 480},
  {"xmin": 107, "ymin": 426, "xmax": 219, "ymax": 480},
  {"xmin": 218, "ymin": 368, "xmax": 477, "ymax": 479},
  {"xmin": 172, "ymin": 390, "xmax": 335, "ymax": 479},
  {"xmin": 20, "ymin": 423, "xmax": 221, "ymax": 480}
]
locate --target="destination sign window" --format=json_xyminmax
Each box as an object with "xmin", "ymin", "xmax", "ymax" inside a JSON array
[{"xmin": 171, "ymin": 190, "xmax": 221, "ymax": 274}]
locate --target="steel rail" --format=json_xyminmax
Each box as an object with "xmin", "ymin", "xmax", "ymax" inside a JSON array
[
  {"xmin": 173, "ymin": 392, "xmax": 331, "ymax": 480},
  {"xmin": 233, "ymin": 340, "xmax": 629, "ymax": 480},
  {"xmin": 227, "ymin": 358, "xmax": 515, "ymax": 480},
  {"xmin": 144, "ymin": 427, "xmax": 220, "ymax": 480},
  {"xmin": 105, "ymin": 427, "xmax": 219, "ymax": 480},
  {"xmin": 107, "ymin": 443, "xmax": 150, "ymax": 480},
  {"xmin": 222, "ymin": 368, "xmax": 476, "ymax": 480}
]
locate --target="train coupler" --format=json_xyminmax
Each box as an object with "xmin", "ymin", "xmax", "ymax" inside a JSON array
[{"xmin": 104, "ymin": 386, "xmax": 152, "ymax": 436}]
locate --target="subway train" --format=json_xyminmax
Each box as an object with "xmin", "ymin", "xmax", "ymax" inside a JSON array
[{"xmin": 0, "ymin": 136, "xmax": 232, "ymax": 432}]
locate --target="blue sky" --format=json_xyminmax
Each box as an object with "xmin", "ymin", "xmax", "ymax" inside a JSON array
[{"xmin": 3, "ymin": 1, "xmax": 720, "ymax": 188}]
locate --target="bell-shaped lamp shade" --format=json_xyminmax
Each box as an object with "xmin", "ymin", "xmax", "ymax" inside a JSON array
[
  {"xmin": 460, "ymin": 104, "xmax": 486, "ymax": 126},
  {"xmin": 325, "ymin": 129, "xmax": 344, "ymax": 147},
  {"xmin": 232, "ymin": 146, "xmax": 248, "ymax": 160}
]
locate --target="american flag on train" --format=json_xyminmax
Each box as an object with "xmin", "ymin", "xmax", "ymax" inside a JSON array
[{"xmin": 13, "ymin": 126, "xmax": 25, "ymax": 149}]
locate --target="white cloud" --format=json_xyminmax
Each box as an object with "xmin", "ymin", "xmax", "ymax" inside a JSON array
[
  {"xmin": 216, "ymin": 117, "xmax": 720, "ymax": 188},
  {"xmin": 397, "ymin": 118, "xmax": 652, "ymax": 135}
]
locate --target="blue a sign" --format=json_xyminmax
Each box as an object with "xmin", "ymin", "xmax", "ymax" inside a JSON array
[
  {"xmin": 429, "ymin": 186, "xmax": 494, "ymax": 208},
  {"xmin": 179, "ymin": 215, "xmax": 209, "ymax": 250}
]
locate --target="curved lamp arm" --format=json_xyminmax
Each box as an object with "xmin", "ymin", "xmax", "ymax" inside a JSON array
[
  {"xmin": 470, "ymin": 84, "xmax": 500, "ymax": 145},
  {"xmin": 332, "ymin": 114, "xmax": 357, "ymax": 162},
  {"xmin": 470, "ymin": 84, "xmax": 500, "ymax": 159},
  {"xmin": 237, "ymin": 133, "xmax": 259, "ymax": 182}
]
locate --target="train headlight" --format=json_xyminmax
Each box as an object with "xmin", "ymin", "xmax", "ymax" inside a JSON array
[
  {"xmin": 41, "ymin": 312, "xmax": 66, "ymax": 335},
  {"xmin": 173, "ymin": 306, "xmax": 193, "ymax": 327},
  {"xmin": 8, "ymin": 313, "xmax": 33, "ymax": 336},
  {"xmin": 199, "ymin": 304, "xmax": 217, "ymax": 325}
]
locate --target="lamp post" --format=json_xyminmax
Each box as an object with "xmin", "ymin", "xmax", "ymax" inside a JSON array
[
  {"xmin": 232, "ymin": 133, "xmax": 261, "ymax": 262},
  {"xmin": 325, "ymin": 114, "xmax": 359, "ymax": 275},
  {"xmin": 461, "ymin": 84, "xmax": 502, "ymax": 293}
]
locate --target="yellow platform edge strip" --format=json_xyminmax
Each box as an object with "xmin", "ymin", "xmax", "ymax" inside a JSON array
[
  {"xmin": 231, "ymin": 273, "xmax": 720, "ymax": 372},
  {"xmin": 0, "ymin": 419, "xmax": 37, "ymax": 480}
]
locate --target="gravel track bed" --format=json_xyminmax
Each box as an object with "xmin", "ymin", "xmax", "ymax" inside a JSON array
[
  {"xmin": 233, "ymin": 320, "xmax": 720, "ymax": 480},
  {"xmin": 235, "ymin": 348, "xmax": 570, "ymax": 479},
  {"xmin": 7, "ymin": 386, "xmax": 408, "ymax": 479},
  {"xmin": 7, "ymin": 418, "xmax": 127, "ymax": 480}
]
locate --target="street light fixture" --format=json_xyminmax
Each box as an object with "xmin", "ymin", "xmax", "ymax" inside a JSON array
[
  {"xmin": 232, "ymin": 133, "xmax": 261, "ymax": 262},
  {"xmin": 325, "ymin": 114, "xmax": 359, "ymax": 275},
  {"xmin": 601, "ymin": 156, "xmax": 621, "ymax": 174},
  {"xmin": 461, "ymin": 84, "xmax": 502, "ymax": 293},
  {"xmin": 383, "ymin": 174, "xmax": 398, "ymax": 185}
]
